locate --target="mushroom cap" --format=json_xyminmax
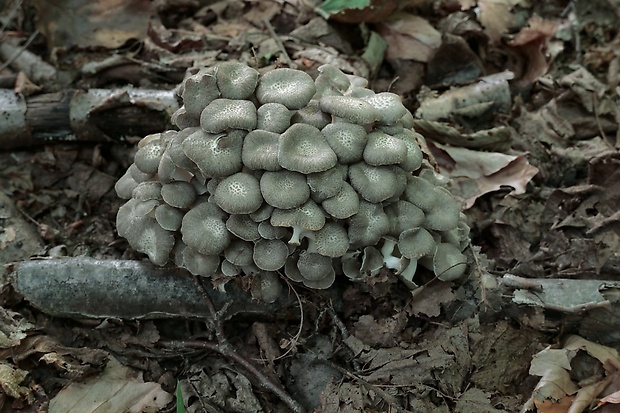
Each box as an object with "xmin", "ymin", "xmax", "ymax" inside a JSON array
[
  {"xmin": 182, "ymin": 67, "xmax": 220, "ymax": 119},
  {"xmin": 171, "ymin": 106, "xmax": 199, "ymax": 129},
  {"xmin": 213, "ymin": 172, "xmax": 263, "ymax": 214},
  {"xmin": 433, "ymin": 243, "xmax": 467, "ymax": 281},
  {"xmin": 115, "ymin": 166, "xmax": 141, "ymax": 199},
  {"xmin": 220, "ymin": 259, "xmax": 241, "ymax": 277},
  {"xmin": 256, "ymin": 68, "xmax": 316, "ymax": 110},
  {"xmin": 404, "ymin": 175, "xmax": 439, "ymax": 211},
  {"xmin": 398, "ymin": 227, "xmax": 436, "ymax": 260},
  {"xmin": 183, "ymin": 129, "xmax": 243, "ymax": 178},
  {"xmin": 226, "ymin": 214, "xmax": 261, "ymax": 242},
  {"xmin": 363, "ymin": 130, "xmax": 408, "ymax": 166},
  {"xmin": 257, "ymin": 220, "xmax": 290, "ymax": 240},
  {"xmin": 249, "ymin": 203, "xmax": 274, "ymax": 223},
  {"xmin": 307, "ymin": 165, "xmax": 346, "ymax": 202},
  {"xmin": 132, "ymin": 181, "xmax": 162, "ymax": 201},
  {"xmin": 348, "ymin": 163, "xmax": 400, "ymax": 203},
  {"xmin": 134, "ymin": 139, "xmax": 166, "ymax": 174},
  {"xmin": 260, "ymin": 170, "xmax": 310, "ymax": 209},
  {"xmin": 385, "ymin": 200, "xmax": 426, "ymax": 237},
  {"xmin": 321, "ymin": 181, "xmax": 360, "ymax": 219},
  {"xmin": 311, "ymin": 222, "xmax": 349, "ymax": 257},
  {"xmin": 161, "ymin": 181, "xmax": 196, "ymax": 209},
  {"xmin": 424, "ymin": 188, "xmax": 461, "ymax": 231},
  {"xmin": 348, "ymin": 200, "xmax": 389, "ymax": 247},
  {"xmin": 200, "ymin": 98, "xmax": 257, "ymax": 133},
  {"xmin": 278, "ymin": 123, "xmax": 337, "ymax": 174},
  {"xmin": 155, "ymin": 204, "xmax": 184, "ymax": 231},
  {"xmin": 178, "ymin": 244, "xmax": 221, "ymax": 277},
  {"xmin": 181, "ymin": 202, "xmax": 230, "ymax": 255},
  {"xmin": 224, "ymin": 239, "xmax": 255, "ymax": 267},
  {"xmin": 256, "ymin": 102, "xmax": 291, "ymax": 133},
  {"xmin": 215, "ymin": 61, "xmax": 260, "ymax": 100},
  {"xmin": 296, "ymin": 252, "xmax": 335, "ymax": 289},
  {"xmin": 391, "ymin": 128, "xmax": 423, "ymax": 172},
  {"xmin": 314, "ymin": 64, "xmax": 351, "ymax": 98},
  {"xmin": 270, "ymin": 199, "xmax": 325, "ymax": 232},
  {"xmin": 362, "ymin": 92, "xmax": 408, "ymax": 125},
  {"xmin": 127, "ymin": 217, "xmax": 175, "ymax": 266},
  {"xmin": 253, "ymin": 239, "xmax": 289, "ymax": 271},
  {"xmin": 116, "ymin": 198, "xmax": 158, "ymax": 239},
  {"xmin": 251, "ymin": 271, "xmax": 283, "ymax": 303},
  {"xmin": 167, "ymin": 127, "xmax": 200, "ymax": 170},
  {"xmin": 319, "ymin": 95, "xmax": 378, "ymax": 125},
  {"xmin": 290, "ymin": 100, "xmax": 331, "ymax": 130},
  {"xmin": 321, "ymin": 123, "xmax": 368, "ymax": 164},
  {"xmin": 360, "ymin": 246, "xmax": 384, "ymax": 276},
  {"xmin": 242, "ymin": 129, "xmax": 281, "ymax": 172}
]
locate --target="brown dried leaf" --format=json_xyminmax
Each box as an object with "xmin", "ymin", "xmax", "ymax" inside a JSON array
[{"xmin": 376, "ymin": 13, "xmax": 441, "ymax": 62}]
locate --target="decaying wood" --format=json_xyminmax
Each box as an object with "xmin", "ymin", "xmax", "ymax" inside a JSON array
[
  {"xmin": 0, "ymin": 88, "xmax": 179, "ymax": 150},
  {"xmin": 6, "ymin": 257, "xmax": 295, "ymax": 320}
]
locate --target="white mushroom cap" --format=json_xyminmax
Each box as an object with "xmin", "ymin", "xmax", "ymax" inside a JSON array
[
  {"xmin": 321, "ymin": 181, "xmax": 360, "ymax": 219},
  {"xmin": 253, "ymin": 239, "xmax": 289, "ymax": 271},
  {"xmin": 319, "ymin": 95, "xmax": 379, "ymax": 125},
  {"xmin": 433, "ymin": 243, "xmax": 467, "ymax": 281},
  {"xmin": 183, "ymin": 129, "xmax": 244, "ymax": 178},
  {"xmin": 260, "ymin": 170, "xmax": 310, "ymax": 209},
  {"xmin": 256, "ymin": 102, "xmax": 291, "ymax": 133},
  {"xmin": 348, "ymin": 163, "xmax": 400, "ymax": 203},
  {"xmin": 256, "ymin": 68, "xmax": 316, "ymax": 110},
  {"xmin": 278, "ymin": 123, "xmax": 337, "ymax": 174},
  {"xmin": 181, "ymin": 202, "xmax": 230, "ymax": 255},
  {"xmin": 215, "ymin": 61, "xmax": 260, "ymax": 100},
  {"xmin": 213, "ymin": 172, "xmax": 263, "ymax": 215},
  {"xmin": 321, "ymin": 122, "xmax": 368, "ymax": 164},
  {"xmin": 200, "ymin": 98, "xmax": 257, "ymax": 133}
]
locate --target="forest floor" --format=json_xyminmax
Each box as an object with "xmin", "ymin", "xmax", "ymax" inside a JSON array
[{"xmin": 1, "ymin": 0, "xmax": 620, "ymax": 412}]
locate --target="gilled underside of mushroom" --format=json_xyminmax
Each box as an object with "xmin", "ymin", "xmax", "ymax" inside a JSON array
[{"xmin": 115, "ymin": 62, "xmax": 470, "ymax": 299}]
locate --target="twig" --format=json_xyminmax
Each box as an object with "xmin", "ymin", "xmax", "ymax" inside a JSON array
[
  {"xmin": 185, "ymin": 275, "xmax": 307, "ymax": 413},
  {"xmin": 0, "ymin": 29, "xmax": 39, "ymax": 72},
  {"xmin": 262, "ymin": 18, "xmax": 294, "ymax": 68}
]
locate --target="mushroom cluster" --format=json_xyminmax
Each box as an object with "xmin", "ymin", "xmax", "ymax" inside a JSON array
[{"xmin": 115, "ymin": 62, "xmax": 470, "ymax": 299}]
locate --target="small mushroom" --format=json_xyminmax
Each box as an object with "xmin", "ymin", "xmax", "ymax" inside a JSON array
[
  {"xmin": 155, "ymin": 204, "xmax": 184, "ymax": 231},
  {"xmin": 321, "ymin": 181, "xmax": 360, "ymax": 219},
  {"xmin": 182, "ymin": 67, "xmax": 220, "ymax": 119},
  {"xmin": 278, "ymin": 123, "xmax": 337, "ymax": 174},
  {"xmin": 251, "ymin": 272, "xmax": 283, "ymax": 303},
  {"xmin": 296, "ymin": 252, "xmax": 335, "ymax": 289},
  {"xmin": 132, "ymin": 181, "xmax": 162, "ymax": 201},
  {"xmin": 314, "ymin": 64, "xmax": 350, "ymax": 98},
  {"xmin": 200, "ymin": 98, "xmax": 257, "ymax": 133},
  {"xmin": 256, "ymin": 102, "xmax": 291, "ymax": 133},
  {"xmin": 321, "ymin": 123, "xmax": 368, "ymax": 164},
  {"xmin": 215, "ymin": 61, "xmax": 260, "ymax": 100},
  {"xmin": 391, "ymin": 128, "xmax": 423, "ymax": 172},
  {"xmin": 181, "ymin": 201, "xmax": 230, "ymax": 255},
  {"xmin": 348, "ymin": 200, "xmax": 389, "ymax": 247},
  {"xmin": 384, "ymin": 200, "xmax": 425, "ymax": 237},
  {"xmin": 270, "ymin": 199, "xmax": 326, "ymax": 245},
  {"xmin": 348, "ymin": 163, "xmax": 400, "ymax": 203},
  {"xmin": 257, "ymin": 220, "xmax": 290, "ymax": 240},
  {"xmin": 161, "ymin": 181, "xmax": 196, "ymax": 209},
  {"xmin": 363, "ymin": 130, "xmax": 408, "ymax": 166},
  {"xmin": 242, "ymin": 129, "xmax": 281, "ymax": 172},
  {"xmin": 226, "ymin": 214, "xmax": 261, "ymax": 242},
  {"xmin": 319, "ymin": 95, "xmax": 378, "ymax": 125},
  {"xmin": 398, "ymin": 227, "xmax": 436, "ymax": 260},
  {"xmin": 213, "ymin": 172, "xmax": 263, "ymax": 214},
  {"xmin": 134, "ymin": 138, "xmax": 166, "ymax": 174},
  {"xmin": 256, "ymin": 68, "xmax": 316, "ymax": 110},
  {"xmin": 260, "ymin": 170, "xmax": 310, "ymax": 209},
  {"xmin": 253, "ymin": 239, "xmax": 289, "ymax": 271},
  {"xmin": 362, "ymin": 92, "xmax": 408, "ymax": 125},
  {"xmin": 424, "ymin": 188, "xmax": 461, "ymax": 231},
  {"xmin": 177, "ymin": 243, "xmax": 221, "ymax": 277},
  {"xmin": 290, "ymin": 100, "xmax": 331, "ymax": 130},
  {"xmin": 183, "ymin": 129, "xmax": 243, "ymax": 178},
  {"xmin": 309, "ymin": 222, "xmax": 349, "ymax": 258},
  {"xmin": 224, "ymin": 239, "xmax": 255, "ymax": 267},
  {"xmin": 404, "ymin": 175, "xmax": 438, "ymax": 211},
  {"xmin": 307, "ymin": 165, "xmax": 347, "ymax": 202},
  {"xmin": 433, "ymin": 243, "xmax": 467, "ymax": 281}
]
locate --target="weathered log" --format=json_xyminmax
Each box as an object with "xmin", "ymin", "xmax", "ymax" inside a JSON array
[{"xmin": 0, "ymin": 88, "xmax": 179, "ymax": 150}]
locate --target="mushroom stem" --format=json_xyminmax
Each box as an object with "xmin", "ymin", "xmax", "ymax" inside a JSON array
[{"xmin": 380, "ymin": 238, "xmax": 400, "ymax": 270}]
